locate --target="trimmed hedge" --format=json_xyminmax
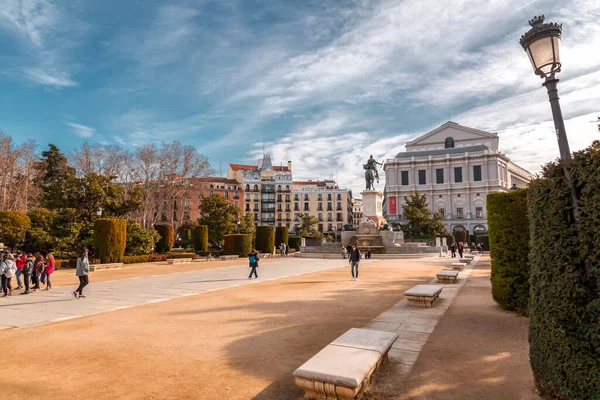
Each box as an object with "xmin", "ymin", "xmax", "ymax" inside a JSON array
[
  {"xmin": 528, "ymin": 141, "xmax": 600, "ymax": 398},
  {"xmin": 487, "ymin": 189, "xmax": 530, "ymax": 315},
  {"xmin": 154, "ymin": 224, "xmax": 175, "ymax": 253},
  {"xmin": 192, "ymin": 225, "xmax": 209, "ymax": 251},
  {"xmin": 288, "ymin": 236, "xmax": 302, "ymax": 251},
  {"xmin": 275, "ymin": 226, "xmax": 289, "ymax": 246},
  {"xmin": 255, "ymin": 226, "xmax": 275, "ymax": 254},
  {"xmin": 476, "ymin": 234, "xmax": 489, "ymax": 251},
  {"xmin": 454, "ymin": 230, "xmax": 468, "ymax": 244},
  {"xmin": 223, "ymin": 234, "xmax": 252, "ymax": 257},
  {"xmin": 121, "ymin": 252, "xmax": 199, "ymax": 264},
  {"xmin": 93, "ymin": 218, "xmax": 127, "ymax": 263}
]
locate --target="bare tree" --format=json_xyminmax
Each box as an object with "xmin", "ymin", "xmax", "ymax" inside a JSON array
[{"xmin": 0, "ymin": 132, "xmax": 40, "ymax": 212}]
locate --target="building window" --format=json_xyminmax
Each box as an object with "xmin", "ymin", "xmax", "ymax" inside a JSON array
[
  {"xmin": 327, "ymin": 202, "xmax": 333, "ymax": 211},
  {"xmin": 476, "ymin": 207, "xmax": 483, "ymax": 218},
  {"xmin": 294, "ymin": 194, "xmax": 299, "ymax": 201},
  {"xmin": 457, "ymin": 207, "xmax": 464, "ymax": 219},
  {"xmin": 277, "ymin": 194, "xmax": 282, "ymax": 201},
  {"xmin": 445, "ymin": 137, "xmax": 455, "ymax": 148},
  {"xmin": 337, "ymin": 194, "xmax": 341, "ymax": 201},
  {"xmin": 438, "ymin": 208, "xmax": 445, "ymax": 217},
  {"xmin": 418, "ymin": 170, "xmax": 426, "ymax": 185},
  {"xmin": 327, "ymin": 194, "xmax": 332, "ymax": 201},
  {"xmin": 317, "ymin": 203, "xmax": 323, "ymax": 211},
  {"xmin": 473, "ymin": 165, "xmax": 482, "ymax": 181},
  {"xmin": 401, "ymin": 171, "xmax": 409, "ymax": 186},
  {"xmin": 294, "ymin": 203, "xmax": 299, "ymax": 211},
  {"xmin": 454, "ymin": 167, "xmax": 463, "ymax": 183},
  {"xmin": 245, "ymin": 204, "xmax": 250, "ymax": 212},
  {"xmin": 304, "ymin": 202, "xmax": 310, "ymax": 211},
  {"xmin": 317, "ymin": 194, "xmax": 322, "ymax": 201},
  {"xmin": 254, "ymin": 185, "xmax": 258, "ymax": 192},
  {"xmin": 245, "ymin": 184, "xmax": 250, "ymax": 192},
  {"xmin": 304, "ymin": 194, "xmax": 309, "ymax": 201},
  {"xmin": 436, "ymin": 168, "xmax": 444, "ymax": 184}
]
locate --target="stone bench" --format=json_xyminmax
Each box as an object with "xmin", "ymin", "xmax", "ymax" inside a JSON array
[
  {"xmin": 220, "ymin": 255, "xmax": 239, "ymax": 261},
  {"xmin": 166, "ymin": 258, "xmax": 192, "ymax": 265},
  {"xmin": 450, "ymin": 262, "xmax": 466, "ymax": 271},
  {"xmin": 89, "ymin": 263, "xmax": 123, "ymax": 272},
  {"xmin": 463, "ymin": 255, "xmax": 474, "ymax": 260},
  {"xmin": 436, "ymin": 269, "xmax": 459, "ymax": 283},
  {"xmin": 294, "ymin": 328, "xmax": 398, "ymax": 400},
  {"xmin": 459, "ymin": 258, "xmax": 472, "ymax": 264},
  {"xmin": 404, "ymin": 284, "xmax": 444, "ymax": 307}
]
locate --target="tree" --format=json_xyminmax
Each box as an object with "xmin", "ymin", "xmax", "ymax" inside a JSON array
[
  {"xmin": 239, "ymin": 213, "xmax": 255, "ymax": 235},
  {"xmin": 37, "ymin": 144, "xmax": 75, "ymax": 210},
  {"xmin": 401, "ymin": 192, "xmax": 445, "ymax": 239},
  {"xmin": 198, "ymin": 194, "xmax": 239, "ymax": 246},
  {"xmin": 0, "ymin": 211, "xmax": 31, "ymax": 248},
  {"xmin": 297, "ymin": 213, "xmax": 321, "ymax": 238},
  {"xmin": 125, "ymin": 220, "xmax": 159, "ymax": 255},
  {"xmin": 0, "ymin": 132, "xmax": 40, "ymax": 212}
]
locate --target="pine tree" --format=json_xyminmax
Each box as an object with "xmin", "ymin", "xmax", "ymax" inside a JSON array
[{"xmin": 401, "ymin": 192, "xmax": 445, "ymax": 239}]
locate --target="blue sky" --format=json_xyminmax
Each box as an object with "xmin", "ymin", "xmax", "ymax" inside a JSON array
[{"xmin": 1, "ymin": 0, "xmax": 599, "ymax": 195}]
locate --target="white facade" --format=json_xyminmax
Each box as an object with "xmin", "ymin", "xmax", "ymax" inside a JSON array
[
  {"xmin": 384, "ymin": 122, "xmax": 532, "ymax": 237},
  {"xmin": 352, "ymin": 198, "xmax": 363, "ymax": 227}
]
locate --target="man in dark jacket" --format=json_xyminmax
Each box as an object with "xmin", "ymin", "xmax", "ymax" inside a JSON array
[
  {"xmin": 349, "ymin": 245, "xmax": 361, "ymax": 281},
  {"xmin": 20, "ymin": 254, "xmax": 35, "ymax": 294}
]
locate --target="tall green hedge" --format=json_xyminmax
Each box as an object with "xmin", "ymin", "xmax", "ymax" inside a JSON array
[
  {"xmin": 288, "ymin": 236, "xmax": 302, "ymax": 251},
  {"xmin": 93, "ymin": 218, "xmax": 127, "ymax": 263},
  {"xmin": 154, "ymin": 224, "xmax": 175, "ymax": 253},
  {"xmin": 487, "ymin": 190, "xmax": 529, "ymax": 315},
  {"xmin": 255, "ymin": 226, "xmax": 275, "ymax": 254},
  {"xmin": 454, "ymin": 230, "xmax": 468, "ymax": 243},
  {"xmin": 528, "ymin": 141, "xmax": 600, "ymax": 398},
  {"xmin": 275, "ymin": 226, "xmax": 289, "ymax": 246},
  {"xmin": 192, "ymin": 225, "xmax": 209, "ymax": 251},
  {"xmin": 223, "ymin": 234, "xmax": 252, "ymax": 257}
]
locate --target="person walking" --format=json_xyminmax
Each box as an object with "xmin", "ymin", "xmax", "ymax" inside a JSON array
[
  {"xmin": 20, "ymin": 254, "xmax": 34, "ymax": 295},
  {"xmin": 15, "ymin": 251, "xmax": 26, "ymax": 289},
  {"xmin": 450, "ymin": 242, "xmax": 457, "ymax": 258},
  {"xmin": 279, "ymin": 242, "xmax": 286, "ymax": 257},
  {"xmin": 457, "ymin": 242, "xmax": 464, "ymax": 259},
  {"xmin": 44, "ymin": 253, "xmax": 55, "ymax": 291},
  {"xmin": 32, "ymin": 254, "xmax": 45, "ymax": 292},
  {"xmin": 73, "ymin": 248, "xmax": 90, "ymax": 299},
  {"xmin": 341, "ymin": 245, "xmax": 347, "ymax": 259},
  {"xmin": 349, "ymin": 245, "xmax": 361, "ymax": 281},
  {"xmin": 1, "ymin": 254, "xmax": 16, "ymax": 297},
  {"xmin": 248, "ymin": 249, "xmax": 259, "ymax": 279}
]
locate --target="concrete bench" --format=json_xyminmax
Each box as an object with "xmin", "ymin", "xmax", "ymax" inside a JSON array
[
  {"xmin": 404, "ymin": 284, "xmax": 444, "ymax": 307},
  {"xmin": 463, "ymin": 255, "xmax": 474, "ymax": 260},
  {"xmin": 220, "ymin": 255, "xmax": 239, "ymax": 261},
  {"xmin": 166, "ymin": 258, "xmax": 192, "ymax": 265},
  {"xmin": 436, "ymin": 270, "xmax": 459, "ymax": 283},
  {"xmin": 294, "ymin": 328, "xmax": 398, "ymax": 400},
  {"xmin": 459, "ymin": 258, "xmax": 472, "ymax": 264},
  {"xmin": 450, "ymin": 262, "xmax": 466, "ymax": 271},
  {"xmin": 89, "ymin": 263, "xmax": 123, "ymax": 272}
]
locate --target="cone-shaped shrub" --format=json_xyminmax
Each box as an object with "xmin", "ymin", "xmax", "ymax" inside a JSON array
[
  {"xmin": 255, "ymin": 226, "xmax": 275, "ymax": 254},
  {"xmin": 154, "ymin": 224, "xmax": 175, "ymax": 253},
  {"xmin": 192, "ymin": 225, "xmax": 209, "ymax": 251},
  {"xmin": 223, "ymin": 234, "xmax": 252, "ymax": 257},
  {"xmin": 454, "ymin": 230, "xmax": 468, "ymax": 243},
  {"xmin": 94, "ymin": 218, "xmax": 127, "ymax": 263}
]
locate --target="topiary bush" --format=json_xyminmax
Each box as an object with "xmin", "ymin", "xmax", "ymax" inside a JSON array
[
  {"xmin": 154, "ymin": 224, "xmax": 175, "ymax": 253},
  {"xmin": 223, "ymin": 234, "xmax": 252, "ymax": 257},
  {"xmin": 454, "ymin": 230, "xmax": 468, "ymax": 244},
  {"xmin": 487, "ymin": 189, "xmax": 530, "ymax": 315},
  {"xmin": 288, "ymin": 236, "xmax": 302, "ymax": 250},
  {"xmin": 93, "ymin": 218, "xmax": 127, "ymax": 263},
  {"xmin": 192, "ymin": 225, "xmax": 209, "ymax": 251},
  {"xmin": 255, "ymin": 226, "xmax": 275, "ymax": 254},
  {"xmin": 528, "ymin": 141, "xmax": 600, "ymax": 399},
  {"xmin": 476, "ymin": 234, "xmax": 489, "ymax": 251},
  {"xmin": 275, "ymin": 226, "xmax": 289, "ymax": 247}
]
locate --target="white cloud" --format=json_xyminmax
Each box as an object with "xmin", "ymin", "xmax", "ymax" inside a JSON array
[
  {"xmin": 65, "ymin": 122, "xmax": 95, "ymax": 138},
  {"xmin": 24, "ymin": 67, "xmax": 76, "ymax": 87}
]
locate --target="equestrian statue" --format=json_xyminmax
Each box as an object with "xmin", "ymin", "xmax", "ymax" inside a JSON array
[{"xmin": 364, "ymin": 155, "xmax": 383, "ymax": 190}]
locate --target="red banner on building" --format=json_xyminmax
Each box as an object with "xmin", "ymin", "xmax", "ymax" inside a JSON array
[{"xmin": 389, "ymin": 196, "xmax": 397, "ymax": 215}]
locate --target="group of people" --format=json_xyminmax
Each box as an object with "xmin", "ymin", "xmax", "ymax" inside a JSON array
[
  {"xmin": 450, "ymin": 241, "xmax": 485, "ymax": 258},
  {"xmin": 341, "ymin": 245, "xmax": 371, "ymax": 260},
  {"xmin": 0, "ymin": 251, "xmax": 55, "ymax": 296},
  {"xmin": 278, "ymin": 242, "xmax": 290, "ymax": 257},
  {"xmin": 0, "ymin": 247, "xmax": 91, "ymax": 299}
]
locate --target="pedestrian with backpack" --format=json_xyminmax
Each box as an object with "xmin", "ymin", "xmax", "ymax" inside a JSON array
[{"xmin": 248, "ymin": 249, "xmax": 259, "ymax": 279}]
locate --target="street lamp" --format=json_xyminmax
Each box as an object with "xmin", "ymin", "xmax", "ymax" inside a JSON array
[
  {"xmin": 520, "ymin": 15, "xmax": 580, "ymax": 223},
  {"xmin": 96, "ymin": 208, "xmax": 103, "ymax": 218},
  {"xmin": 237, "ymin": 217, "xmax": 241, "ymax": 233}
]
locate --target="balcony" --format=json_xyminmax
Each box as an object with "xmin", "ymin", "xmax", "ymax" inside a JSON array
[
  {"xmin": 261, "ymin": 188, "xmax": 275, "ymax": 193},
  {"xmin": 336, "ymin": 207, "xmax": 343, "ymax": 211},
  {"xmin": 261, "ymin": 218, "xmax": 275, "ymax": 224}
]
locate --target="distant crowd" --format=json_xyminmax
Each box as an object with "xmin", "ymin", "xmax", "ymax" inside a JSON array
[
  {"xmin": 0, "ymin": 247, "xmax": 92, "ymax": 299},
  {"xmin": 450, "ymin": 242, "xmax": 485, "ymax": 258}
]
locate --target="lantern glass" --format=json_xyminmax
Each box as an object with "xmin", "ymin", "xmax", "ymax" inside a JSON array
[{"xmin": 526, "ymin": 35, "xmax": 561, "ymax": 77}]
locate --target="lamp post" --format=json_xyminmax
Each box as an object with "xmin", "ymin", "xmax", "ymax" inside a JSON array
[
  {"xmin": 237, "ymin": 217, "xmax": 241, "ymax": 233},
  {"xmin": 96, "ymin": 208, "xmax": 103, "ymax": 218},
  {"xmin": 519, "ymin": 15, "xmax": 580, "ymax": 223}
]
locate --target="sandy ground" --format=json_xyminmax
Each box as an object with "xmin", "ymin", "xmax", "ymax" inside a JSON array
[
  {"xmin": 47, "ymin": 257, "xmax": 288, "ymax": 287},
  {"xmin": 371, "ymin": 256, "xmax": 539, "ymax": 399},
  {"xmin": 0, "ymin": 258, "xmax": 441, "ymax": 400}
]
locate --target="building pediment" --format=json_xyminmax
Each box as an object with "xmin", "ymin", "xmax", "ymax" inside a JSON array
[{"xmin": 406, "ymin": 122, "xmax": 498, "ymax": 149}]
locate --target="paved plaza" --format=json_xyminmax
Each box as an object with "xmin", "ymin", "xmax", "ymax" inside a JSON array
[{"xmin": 0, "ymin": 258, "xmax": 352, "ymax": 329}]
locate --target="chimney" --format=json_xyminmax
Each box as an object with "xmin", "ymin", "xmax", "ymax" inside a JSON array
[{"xmin": 287, "ymin": 160, "xmax": 292, "ymax": 171}]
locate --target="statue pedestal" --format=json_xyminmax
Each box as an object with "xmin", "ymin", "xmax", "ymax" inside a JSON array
[{"xmin": 361, "ymin": 190, "xmax": 386, "ymax": 227}]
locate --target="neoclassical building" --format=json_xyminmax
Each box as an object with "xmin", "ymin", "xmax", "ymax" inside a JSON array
[{"xmin": 383, "ymin": 122, "xmax": 532, "ymax": 237}]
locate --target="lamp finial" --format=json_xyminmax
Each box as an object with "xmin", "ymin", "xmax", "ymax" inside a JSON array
[{"xmin": 528, "ymin": 15, "xmax": 545, "ymax": 27}]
